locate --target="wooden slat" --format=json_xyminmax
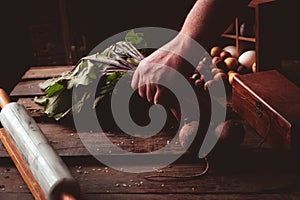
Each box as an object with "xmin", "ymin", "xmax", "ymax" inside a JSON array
[
  {"xmin": 0, "ymin": 193, "xmax": 295, "ymax": 200},
  {"xmin": 1, "ymin": 161, "xmax": 298, "ymax": 197},
  {"xmin": 0, "ymin": 123, "xmax": 183, "ymax": 158},
  {"xmin": 10, "ymin": 80, "xmax": 45, "ymax": 97},
  {"xmin": 1, "ymin": 98, "xmax": 268, "ymax": 158},
  {"xmin": 248, "ymin": 0, "xmax": 275, "ymax": 8},
  {"xmin": 17, "ymin": 98, "xmax": 45, "ymax": 117},
  {"xmin": 0, "ymin": 121, "xmax": 270, "ymax": 158},
  {"xmin": 0, "ymin": 129, "xmax": 48, "ymax": 200},
  {"xmin": 0, "ymin": 194, "xmax": 34, "ymax": 200},
  {"xmin": 82, "ymin": 194, "xmax": 295, "ymax": 200},
  {"xmin": 22, "ymin": 66, "xmax": 74, "ymax": 80},
  {"xmin": 4, "ymin": 65, "xmax": 299, "ymax": 199}
]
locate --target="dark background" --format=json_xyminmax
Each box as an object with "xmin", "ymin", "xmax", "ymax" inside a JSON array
[
  {"xmin": 0, "ymin": 0, "xmax": 195, "ymax": 92},
  {"xmin": 0, "ymin": 0, "xmax": 299, "ymax": 93}
]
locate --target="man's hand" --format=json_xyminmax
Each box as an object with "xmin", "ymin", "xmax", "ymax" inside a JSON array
[{"xmin": 131, "ymin": 34, "xmax": 196, "ymax": 106}]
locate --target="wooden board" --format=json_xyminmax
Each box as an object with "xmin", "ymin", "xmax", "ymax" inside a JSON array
[
  {"xmin": 0, "ymin": 129, "xmax": 47, "ymax": 200},
  {"xmin": 21, "ymin": 66, "xmax": 74, "ymax": 80},
  {"xmin": 0, "ymin": 193, "xmax": 295, "ymax": 200},
  {"xmin": 1, "ymin": 157, "xmax": 299, "ymax": 199},
  {"xmin": 248, "ymin": 0, "xmax": 275, "ymax": 8},
  {"xmin": 232, "ymin": 70, "xmax": 300, "ymax": 155},
  {"xmin": 2, "ymin": 65, "xmax": 300, "ymax": 200},
  {"xmin": 10, "ymin": 80, "xmax": 45, "ymax": 97},
  {"xmin": 0, "ymin": 96, "xmax": 268, "ymax": 158},
  {"xmin": 11, "ymin": 65, "xmax": 74, "ymax": 97}
]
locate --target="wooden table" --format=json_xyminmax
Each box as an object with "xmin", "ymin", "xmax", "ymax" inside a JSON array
[{"xmin": 1, "ymin": 66, "xmax": 300, "ymax": 200}]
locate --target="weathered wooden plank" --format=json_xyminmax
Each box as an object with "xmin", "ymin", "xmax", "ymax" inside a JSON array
[
  {"xmin": 0, "ymin": 129, "xmax": 47, "ymax": 200},
  {"xmin": 0, "ymin": 118, "xmax": 270, "ymax": 159},
  {"xmin": 0, "ymin": 194, "xmax": 34, "ymax": 200},
  {"xmin": 3, "ymin": 64, "xmax": 300, "ymax": 200},
  {"xmin": 1, "ymin": 161, "xmax": 299, "ymax": 196},
  {"xmin": 83, "ymin": 194, "xmax": 297, "ymax": 200},
  {"xmin": 0, "ymin": 193, "xmax": 296, "ymax": 200},
  {"xmin": 0, "ymin": 123, "xmax": 183, "ymax": 158},
  {"xmin": 0, "ymin": 121, "xmax": 267, "ymax": 158},
  {"xmin": 14, "ymin": 97, "xmax": 268, "ymax": 150},
  {"xmin": 248, "ymin": 0, "xmax": 275, "ymax": 8},
  {"xmin": 21, "ymin": 66, "xmax": 74, "ymax": 80},
  {"xmin": 17, "ymin": 98, "xmax": 45, "ymax": 117},
  {"xmin": 10, "ymin": 80, "xmax": 45, "ymax": 97}
]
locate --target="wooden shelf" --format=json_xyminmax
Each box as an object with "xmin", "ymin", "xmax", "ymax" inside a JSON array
[
  {"xmin": 219, "ymin": 0, "xmax": 278, "ymax": 71},
  {"xmin": 239, "ymin": 36, "xmax": 256, "ymax": 43},
  {"xmin": 221, "ymin": 33, "xmax": 236, "ymax": 40},
  {"xmin": 248, "ymin": 0, "xmax": 275, "ymax": 8},
  {"xmin": 221, "ymin": 34, "xmax": 256, "ymax": 43}
]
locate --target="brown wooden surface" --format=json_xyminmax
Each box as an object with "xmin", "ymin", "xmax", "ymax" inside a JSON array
[
  {"xmin": 248, "ymin": 0, "xmax": 275, "ymax": 8},
  {"xmin": 21, "ymin": 66, "xmax": 74, "ymax": 80},
  {"xmin": 0, "ymin": 130, "xmax": 47, "ymax": 200},
  {"xmin": 232, "ymin": 70, "xmax": 300, "ymax": 155},
  {"xmin": 10, "ymin": 80, "xmax": 46, "ymax": 97},
  {"xmin": 1, "ymin": 66, "xmax": 300, "ymax": 200}
]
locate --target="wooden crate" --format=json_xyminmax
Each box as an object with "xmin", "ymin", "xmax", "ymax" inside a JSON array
[{"xmin": 232, "ymin": 70, "xmax": 300, "ymax": 157}]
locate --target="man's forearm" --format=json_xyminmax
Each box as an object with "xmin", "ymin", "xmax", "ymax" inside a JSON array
[{"xmin": 181, "ymin": 0, "xmax": 250, "ymax": 50}]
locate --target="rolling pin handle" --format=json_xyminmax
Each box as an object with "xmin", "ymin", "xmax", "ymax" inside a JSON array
[
  {"xmin": 0, "ymin": 88, "xmax": 11, "ymax": 108},
  {"xmin": 60, "ymin": 193, "xmax": 77, "ymax": 200}
]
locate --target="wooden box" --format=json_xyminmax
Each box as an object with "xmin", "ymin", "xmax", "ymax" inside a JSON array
[{"xmin": 232, "ymin": 70, "xmax": 300, "ymax": 157}]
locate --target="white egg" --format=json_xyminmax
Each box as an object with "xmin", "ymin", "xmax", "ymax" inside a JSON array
[
  {"xmin": 223, "ymin": 45, "xmax": 238, "ymax": 58},
  {"xmin": 238, "ymin": 50, "xmax": 256, "ymax": 70}
]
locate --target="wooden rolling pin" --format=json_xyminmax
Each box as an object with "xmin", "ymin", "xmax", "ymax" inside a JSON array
[{"xmin": 0, "ymin": 88, "xmax": 80, "ymax": 200}]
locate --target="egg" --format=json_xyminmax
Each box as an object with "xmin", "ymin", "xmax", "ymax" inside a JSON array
[
  {"xmin": 223, "ymin": 45, "xmax": 238, "ymax": 58},
  {"xmin": 238, "ymin": 50, "xmax": 256, "ymax": 70}
]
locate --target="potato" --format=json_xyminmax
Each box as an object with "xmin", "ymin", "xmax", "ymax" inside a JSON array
[
  {"xmin": 209, "ymin": 119, "xmax": 245, "ymax": 158},
  {"xmin": 178, "ymin": 108, "xmax": 211, "ymax": 156},
  {"xmin": 224, "ymin": 57, "xmax": 239, "ymax": 71},
  {"xmin": 210, "ymin": 46, "xmax": 222, "ymax": 57},
  {"xmin": 214, "ymin": 120, "xmax": 244, "ymax": 142},
  {"xmin": 179, "ymin": 121, "xmax": 199, "ymax": 150},
  {"xmin": 195, "ymin": 79, "xmax": 204, "ymax": 86},
  {"xmin": 213, "ymin": 72, "xmax": 227, "ymax": 82},
  {"xmin": 203, "ymin": 79, "xmax": 215, "ymax": 92},
  {"xmin": 211, "ymin": 67, "xmax": 225, "ymax": 75},
  {"xmin": 252, "ymin": 62, "xmax": 257, "ymax": 73},
  {"xmin": 212, "ymin": 56, "xmax": 223, "ymax": 66},
  {"xmin": 237, "ymin": 65, "xmax": 251, "ymax": 74},
  {"xmin": 228, "ymin": 71, "xmax": 239, "ymax": 85},
  {"xmin": 219, "ymin": 50, "xmax": 232, "ymax": 60}
]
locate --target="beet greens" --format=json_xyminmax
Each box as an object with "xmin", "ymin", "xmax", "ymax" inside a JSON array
[{"xmin": 34, "ymin": 31, "xmax": 145, "ymax": 121}]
